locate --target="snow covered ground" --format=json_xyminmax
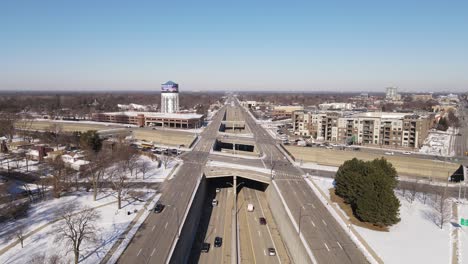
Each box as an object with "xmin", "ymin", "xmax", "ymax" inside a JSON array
[
  {"xmin": 0, "ymin": 154, "xmax": 40, "ymax": 173},
  {"xmin": 127, "ymin": 155, "xmax": 179, "ymax": 183},
  {"xmin": 419, "ymin": 128, "xmax": 456, "ymax": 157},
  {"xmin": 310, "ymin": 176, "xmax": 453, "ymax": 264},
  {"xmin": 459, "ymin": 203, "xmax": 468, "ymax": 264},
  {"xmin": 0, "ymin": 189, "xmax": 159, "ymax": 264}
]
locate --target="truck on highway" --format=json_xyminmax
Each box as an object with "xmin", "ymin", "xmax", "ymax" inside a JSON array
[{"xmin": 247, "ymin": 203, "xmax": 254, "ymax": 212}]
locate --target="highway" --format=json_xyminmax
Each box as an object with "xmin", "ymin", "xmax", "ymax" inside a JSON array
[
  {"xmin": 117, "ymin": 106, "xmax": 227, "ymax": 264},
  {"xmin": 239, "ymin": 187, "xmax": 287, "ymax": 264},
  {"xmin": 237, "ymin": 97, "xmax": 368, "ymax": 264},
  {"xmin": 191, "ymin": 186, "xmax": 233, "ymax": 264}
]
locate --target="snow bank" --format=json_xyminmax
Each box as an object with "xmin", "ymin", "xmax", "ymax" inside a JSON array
[{"xmin": 310, "ymin": 177, "xmax": 453, "ymax": 264}]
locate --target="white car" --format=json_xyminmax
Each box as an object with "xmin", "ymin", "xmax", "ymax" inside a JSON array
[
  {"xmin": 384, "ymin": 152, "xmax": 394, "ymax": 155},
  {"xmin": 403, "ymin": 151, "xmax": 412, "ymax": 155}
]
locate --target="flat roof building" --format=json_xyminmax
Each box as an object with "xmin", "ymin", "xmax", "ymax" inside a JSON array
[{"xmin": 92, "ymin": 112, "xmax": 203, "ymax": 129}]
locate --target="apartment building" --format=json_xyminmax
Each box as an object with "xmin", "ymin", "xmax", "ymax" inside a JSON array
[{"xmin": 293, "ymin": 111, "xmax": 433, "ymax": 149}]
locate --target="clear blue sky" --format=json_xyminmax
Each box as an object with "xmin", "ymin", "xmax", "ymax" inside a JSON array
[{"xmin": 1, "ymin": 0, "xmax": 467, "ymax": 92}]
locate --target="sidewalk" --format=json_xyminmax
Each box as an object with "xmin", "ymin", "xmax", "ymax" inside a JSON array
[
  {"xmin": 0, "ymin": 201, "xmax": 116, "ymax": 256},
  {"xmin": 452, "ymin": 202, "xmax": 460, "ymax": 264},
  {"xmin": 99, "ymin": 192, "xmax": 158, "ymax": 264}
]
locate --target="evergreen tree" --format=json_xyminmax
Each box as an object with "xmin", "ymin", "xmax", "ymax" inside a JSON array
[
  {"xmin": 335, "ymin": 157, "xmax": 401, "ymax": 227},
  {"xmin": 80, "ymin": 130, "xmax": 102, "ymax": 153}
]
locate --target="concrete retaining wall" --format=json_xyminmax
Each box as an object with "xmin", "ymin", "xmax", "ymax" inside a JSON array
[
  {"xmin": 266, "ymin": 184, "xmax": 311, "ymax": 264},
  {"xmin": 169, "ymin": 176, "xmax": 208, "ymax": 264}
]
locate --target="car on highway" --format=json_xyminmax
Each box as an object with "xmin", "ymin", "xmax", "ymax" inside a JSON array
[
  {"xmin": 214, "ymin": 236, "xmax": 223, "ymax": 247},
  {"xmin": 215, "ymin": 188, "xmax": 221, "ymax": 193},
  {"xmin": 212, "ymin": 199, "xmax": 218, "ymax": 206},
  {"xmin": 153, "ymin": 203, "xmax": 165, "ymax": 213},
  {"xmin": 384, "ymin": 151, "xmax": 394, "ymax": 155},
  {"xmin": 403, "ymin": 151, "xmax": 412, "ymax": 155},
  {"xmin": 201, "ymin": 243, "xmax": 210, "ymax": 253},
  {"xmin": 259, "ymin": 217, "xmax": 267, "ymax": 225},
  {"xmin": 268, "ymin": 247, "xmax": 276, "ymax": 256},
  {"xmin": 247, "ymin": 203, "xmax": 254, "ymax": 212}
]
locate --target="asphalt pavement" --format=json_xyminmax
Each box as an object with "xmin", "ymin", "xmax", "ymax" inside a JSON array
[
  {"xmin": 238, "ymin": 98, "xmax": 369, "ymax": 264},
  {"xmin": 117, "ymin": 107, "xmax": 227, "ymax": 264}
]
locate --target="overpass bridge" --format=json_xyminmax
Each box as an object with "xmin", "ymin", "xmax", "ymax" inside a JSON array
[
  {"xmin": 115, "ymin": 97, "xmax": 370, "ymax": 264},
  {"xmin": 204, "ymin": 165, "xmax": 272, "ymax": 184}
]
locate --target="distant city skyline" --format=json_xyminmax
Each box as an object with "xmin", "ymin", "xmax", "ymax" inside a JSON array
[{"xmin": 1, "ymin": 1, "xmax": 467, "ymax": 92}]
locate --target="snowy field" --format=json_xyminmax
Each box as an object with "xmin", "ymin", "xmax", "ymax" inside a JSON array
[
  {"xmin": 419, "ymin": 128, "xmax": 456, "ymax": 157},
  {"xmin": 0, "ymin": 189, "xmax": 159, "ymax": 264},
  {"xmin": 311, "ymin": 176, "xmax": 454, "ymax": 264},
  {"xmin": 127, "ymin": 155, "xmax": 179, "ymax": 183}
]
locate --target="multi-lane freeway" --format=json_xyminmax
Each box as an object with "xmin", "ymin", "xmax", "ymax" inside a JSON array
[
  {"xmin": 238, "ymin": 97, "xmax": 368, "ymax": 264},
  {"xmin": 117, "ymin": 107, "xmax": 226, "ymax": 263},
  {"xmin": 117, "ymin": 96, "xmax": 369, "ymax": 264}
]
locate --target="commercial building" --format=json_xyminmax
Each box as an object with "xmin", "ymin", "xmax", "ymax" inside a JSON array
[
  {"xmin": 292, "ymin": 110, "xmax": 433, "ymax": 149},
  {"xmin": 271, "ymin": 105, "xmax": 304, "ymax": 119},
  {"xmin": 92, "ymin": 112, "xmax": 203, "ymax": 129},
  {"xmin": 161, "ymin": 81, "xmax": 179, "ymax": 114}
]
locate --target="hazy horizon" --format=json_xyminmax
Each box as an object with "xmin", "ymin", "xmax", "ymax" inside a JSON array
[{"xmin": 1, "ymin": 1, "xmax": 467, "ymax": 92}]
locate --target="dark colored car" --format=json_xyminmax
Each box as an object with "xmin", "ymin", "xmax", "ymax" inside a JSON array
[
  {"xmin": 214, "ymin": 236, "xmax": 223, "ymax": 247},
  {"xmin": 268, "ymin": 247, "xmax": 276, "ymax": 256},
  {"xmin": 259, "ymin": 217, "xmax": 267, "ymax": 225},
  {"xmin": 201, "ymin": 243, "xmax": 210, "ymax": 253},
  {"xmin": 153, "ymin": 203, "xmax": 165, "ymax": 213}
]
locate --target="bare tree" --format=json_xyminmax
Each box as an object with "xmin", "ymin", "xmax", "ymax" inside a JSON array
[
  {"xmin": 419, "ymin": 183, "xmax": 429, "ymax": 205},
  {"xmin": 12, "ymin": 225, "xmax": 26, "ymax": 248},
  {"xmin": 85, "ymin": 152, "xmax": 110, "ymax": 201},
  {"xmin": 36, "ymin": 176, "xmax": 50, "ymax": 200},
  {"xmin": 433, "ymin": 185, "xmax": 452, "ymax": 229},
  {"xmin": 48, "ymin": 155, "xmax": 67, "ymax": 198},
  {"xmin": 160, "ymin": 152, "xmax": 173, "ymax": 170},
  {"xmin": 16, "ymin": 114, "xmax": 34, "ymax": 142},
  {"xmin": 110, "ymin": 164, "xmax": 128, "ymax": 209},
  {"xmin": 138, "ymin": 160, "xmax": 151, "ymax": 180},
  {"xmin": 0, "ymin": 113, "xmax": 18, "ymax": 141},
  {"xmin": 55, "ymin": 205, "xmax": 100, "ymax": 264},
  {"xmin": 48, "ymin": 123, "xmax": 63, "ymax": 147},
  {"xmin": 408, "ymin": 180, "xmax": 419, "ymax": 203}
]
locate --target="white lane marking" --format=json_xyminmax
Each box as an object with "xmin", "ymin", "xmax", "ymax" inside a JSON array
[
  {"xmin": 311, "ymin": 204, "xmax": 315, "ymax": 209},
  {"xmin": 337, "ymin": 241, "xmax": 343, "ymax": 250},
  {"xmin": 264, "ymin": 249, "xmax": 267, "ymax": 256},
  {"xmin": 152, "ymin": 225, "xmax": 155, "ymax": 232},
  {"xmin": 324, "ymin": 243, "xmax": 330, "ymax": 252},
  {"xmin": 258, "ymin": 230, "xmax": 262, "ymax": 237},
  {"xmin": 150, "ymin": 247, "xmax": 156, "ymax": 256},
  {"xmin": 322, "ymin": 219, "xmax": 327, "ymax": 226},
  {"xmin": 165, "ymin": 222, "xmax": 168, "ymax": 229},
  {"xmin": 310, "ymin": 220, "xmax": 316, "ymax": 227},
  {"xmin": 137, "ymin": 248, "xmax": 142, "ymax": 256}
]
